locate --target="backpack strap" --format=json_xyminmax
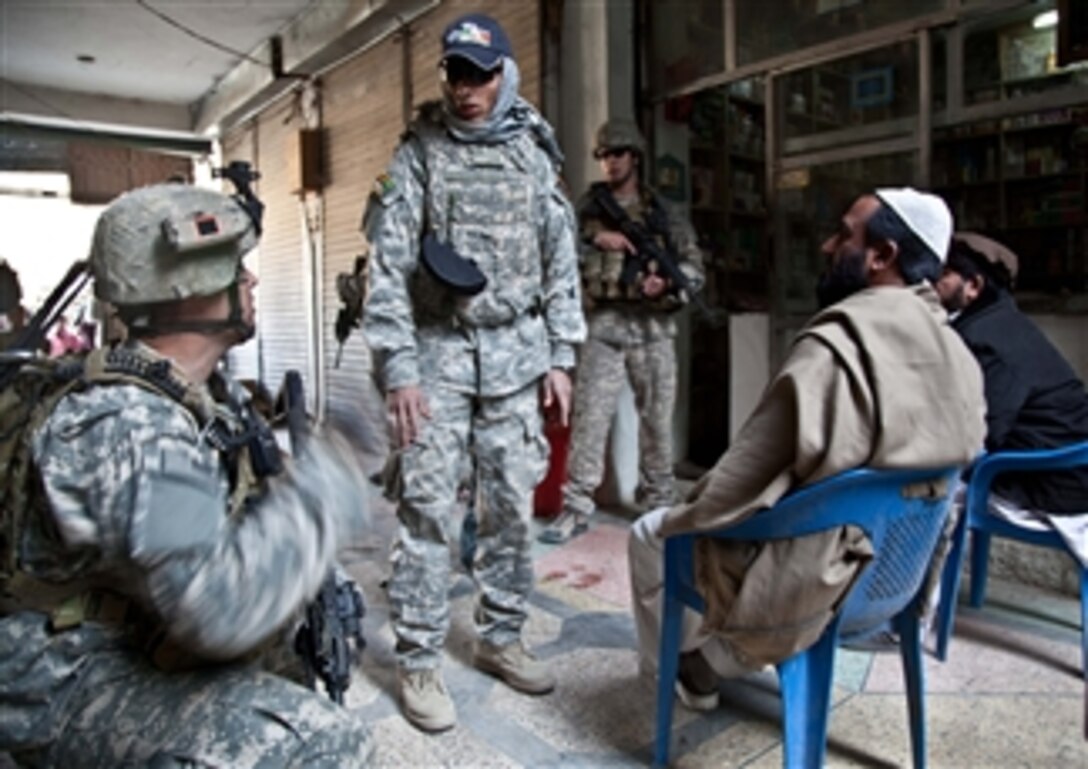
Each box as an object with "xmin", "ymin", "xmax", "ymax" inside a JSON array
[
  {"xmin": 83, "ymin": 346, "xmax": 278, "ymax": 517},
  {"xmin": 82, "ymin": 347, "xmax": 209, "ymax": 421}
]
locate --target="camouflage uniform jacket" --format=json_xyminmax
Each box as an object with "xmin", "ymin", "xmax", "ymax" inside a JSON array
[
  {"xmin": 363, "ymin": 103, "xmax": 586, "ymax": 397},
  {"xmin": 0, "ymin": 343, "xmax": 348, "ymax": 748},
  {"xmin": 576, "ymin": 184, "xmax": 705, "ymax": 346}
]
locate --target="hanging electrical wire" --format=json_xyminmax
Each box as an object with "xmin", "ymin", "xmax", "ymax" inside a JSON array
[
  {"xmin": 4, "ymin": 80, "xmax": 78, "ymax": 121},
  {"xmin": 134, "ymin": 0, "xmax": 269, "ymax": 66}
]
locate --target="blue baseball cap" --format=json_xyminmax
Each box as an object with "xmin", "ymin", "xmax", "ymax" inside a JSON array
[{"xmin": 441, "ymin": 13, "xmax": 512, "ymax": 70}]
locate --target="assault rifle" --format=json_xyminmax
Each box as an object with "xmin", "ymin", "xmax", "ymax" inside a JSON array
[
  {"xmin": 286, "ymin": 370, "xmax": 367, "ymax": 704},
  {"xmin": 333, "ymin": 254, "xmax": 368, "ymax": 368},
  {"xmin": 590, "ymin": 186, "xmax": 720, "ymax": 324}
]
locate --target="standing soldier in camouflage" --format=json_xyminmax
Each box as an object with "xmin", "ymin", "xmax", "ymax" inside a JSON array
[
  {"xmin": 362, "ymin": 12, "xmax": 585, "ymax": 733},
  {"xmin": 0, "ymin": 183, "xmax": 373, "ymax": 766},
  {"xmin": 540, "ymin": 119, "xmax": 705, "ymax": 544}
]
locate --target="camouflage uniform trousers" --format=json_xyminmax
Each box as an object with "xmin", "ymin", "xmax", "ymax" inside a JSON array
[
  {"xmin": 387, "ymin": 380, "xmax": 549, "ymax": 670},
  {"xmin": 563, "ymin": 335, "xmax": 678, "ymax": 518},
  {"xmin": 2, "ymin": 614, "xmax": 372, "ymax": 768}
]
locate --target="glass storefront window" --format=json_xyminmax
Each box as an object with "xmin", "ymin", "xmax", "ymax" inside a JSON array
[
  {"xmin": 647, "ymin": 0, "xmax": 724, "ymax": 94},
  {"xmin": 735, "ymin": 0, "xmax": 943, "ymax": 67},
  {"xmin": 964, "ymin": 1, "xmax": 1088, "ymax": 106},
  {"xmin": 687, "ymin": 78, "xmax": 768, "ymax": 311},
  {"xmin": 778, "ymin": 42, "xmax": 918, "ymax": 151},
  {"xmin": 933, "ymin": 109, "xmax": 1088, "ymax": 304}
]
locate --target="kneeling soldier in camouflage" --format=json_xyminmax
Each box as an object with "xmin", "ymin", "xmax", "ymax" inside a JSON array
[{"xmin": 0, "ymin": 182, "xmax": 373, "ymax": 767}]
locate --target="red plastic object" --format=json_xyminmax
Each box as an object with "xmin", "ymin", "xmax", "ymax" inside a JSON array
[{"xmin": 534, "ymin": 419, "xmax": 571, "ymax": 519}]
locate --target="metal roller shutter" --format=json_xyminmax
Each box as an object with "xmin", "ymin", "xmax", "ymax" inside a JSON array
[
  {"xmin": 321, "ymin": 36, "xmax": 403, "ymax": 457},
  {"xmin": 255, "ymin": 96, "xmax": 310, "ymax": 403}
]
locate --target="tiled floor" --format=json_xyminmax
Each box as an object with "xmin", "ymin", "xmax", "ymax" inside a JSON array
[{"xmin": 342, "ymin": 495, "xmax": 1088, "ymax": 767}]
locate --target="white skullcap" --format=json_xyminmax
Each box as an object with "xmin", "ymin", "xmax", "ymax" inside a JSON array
[{"xmin": 874, "ymin": 187, "xmax": 953, "ymax": 264}]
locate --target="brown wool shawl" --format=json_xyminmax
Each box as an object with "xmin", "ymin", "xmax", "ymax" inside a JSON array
[{"xmin": 658, "ymin": 283, "xmax": 985, "ymax": 665}]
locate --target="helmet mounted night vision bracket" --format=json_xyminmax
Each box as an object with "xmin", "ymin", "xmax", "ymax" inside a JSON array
[{"xmin": 212, "ymin": 160, "xmax": 265, "ymax": 237}]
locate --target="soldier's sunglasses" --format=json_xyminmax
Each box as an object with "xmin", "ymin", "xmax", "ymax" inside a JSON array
[
  {"xmin": 594, "ymin": 147, "xmax": 631, "ymax": 160},
  {"xmin": 440, "ymin": 58, "xmax": 501, "ymax": 87}
]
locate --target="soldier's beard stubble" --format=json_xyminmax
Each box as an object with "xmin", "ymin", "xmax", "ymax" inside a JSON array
[
  {"xmin": 601, "ymin": 150, "xmax": 638, "ymax": 190},
  {"xmin": 607, "ymin": 164, "xmax": 637, "ymax": 190}
]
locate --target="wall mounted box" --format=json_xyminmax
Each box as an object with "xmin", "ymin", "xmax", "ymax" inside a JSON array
[{"xmin": 288, "ymin": 128, "xmax": 325, "ymax": 194}]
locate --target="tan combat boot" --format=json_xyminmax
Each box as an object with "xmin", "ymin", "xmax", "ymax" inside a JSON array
[
  {"xmin": 473, "ymin": 640, "xmax": 556, "ymax": 694},
  {"xmin": 397, "ymin": 667, "xmax": 456, "ymax": 733}
]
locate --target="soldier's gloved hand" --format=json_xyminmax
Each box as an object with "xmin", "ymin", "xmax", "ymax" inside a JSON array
[{"xmin": 295, "ymin": 428, "xmax": 370, "ymax": 543}]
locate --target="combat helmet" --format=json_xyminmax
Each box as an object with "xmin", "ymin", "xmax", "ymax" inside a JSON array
[
  {"xmin": 91, "ymin": 180, "xmax": 261, "ymax": 335},
  {"xmin": 594, "ymin": 118, "xmax": 647, "ymax": 159}
]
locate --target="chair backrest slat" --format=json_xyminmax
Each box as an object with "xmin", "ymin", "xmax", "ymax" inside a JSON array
[
  {"xmin": 709, "ymin": 466, "xmax": 960, "ymax": 639},
  {"xmin": 844, "ymin": 496, "xmax": 951, "ymax": 635}
]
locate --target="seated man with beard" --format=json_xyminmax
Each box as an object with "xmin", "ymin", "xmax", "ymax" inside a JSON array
[{"xmin": 628, "ymin": 188, "xmax": 987, "ymax": 709}]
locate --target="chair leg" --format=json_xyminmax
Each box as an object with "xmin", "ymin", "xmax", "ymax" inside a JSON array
[
  {"xmin": 968, "ymin": 531, "xmax": 993, "ymax": 608},
  {"xmin": 654, "ymin": 586, "xmax": 685, "ymax": 766},
  {"xmin": 935, "ymin": 510, "xmax": 969, "ymax": 662},
  {"xmin": 1080, "ymin": 568, "xmax": 1088, "ymax": 741},
  {"xmin": 777, "ymin": 617, "xmax": 841, "ymax": 769},
  {"xmin": 895, "ymin": 610, "xmax": 928, "ymax": 769}
]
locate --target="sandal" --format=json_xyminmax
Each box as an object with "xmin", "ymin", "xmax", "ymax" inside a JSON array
[{"xmin": 537, "ymin": 511, "xmax": 589, "ymax": 544}]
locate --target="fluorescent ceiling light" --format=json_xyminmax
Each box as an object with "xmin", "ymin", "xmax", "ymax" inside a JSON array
[{"xmin": 1033, "ymin": 10, "xmax": 1058, "ymax": 29}]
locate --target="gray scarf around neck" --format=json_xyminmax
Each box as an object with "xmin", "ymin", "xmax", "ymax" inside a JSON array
[{"xmin": 442, "ymin": 58, "xmax": 564, "ymax": 169}]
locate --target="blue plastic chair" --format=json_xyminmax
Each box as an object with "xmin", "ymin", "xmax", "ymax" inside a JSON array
[
  {"xmin": 654, "ymin": 466, "xmax": 962, "ymax": 769},
  {"xmin": 935, "ymin": 442, "xmax": 1088, "ymax": 737}
]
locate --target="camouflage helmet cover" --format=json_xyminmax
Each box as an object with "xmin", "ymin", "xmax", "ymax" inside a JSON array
[
  {"xmin": 91, "ymin": 183, "xmax": 258, "ymax": 306},
  {"xmin": 594, "ymin": 118, "xmax": 647, "ymax": 156}
]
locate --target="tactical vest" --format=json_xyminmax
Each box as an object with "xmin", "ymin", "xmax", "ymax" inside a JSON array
[
  {"xmin": 1, "ymin": 346, "xmax": 269, "ymax": 641},
  {"xmin": 409, "ymin": 119, "xmax": 546, "ymax": 328},
  {"xmin": 580, "ymin": 183, "xmax": 680, "ymax": 312}
]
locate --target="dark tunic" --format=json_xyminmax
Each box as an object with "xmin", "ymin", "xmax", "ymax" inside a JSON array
[{"xmin": 953, "ymin": 286, "xmax": 1088, "ymax": 513}]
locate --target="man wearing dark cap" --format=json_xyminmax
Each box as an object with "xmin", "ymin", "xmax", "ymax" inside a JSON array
[
  {"xmin": 629, "ymin": 188, "xmax": 985, "ymax": 709},
  {"xmin": 361, "ymin": 12, "xmax": 585, "ymax": 732},
  {"xmin": 936, "ymin": 232, "xmax": 1088, "ymax": 561}
]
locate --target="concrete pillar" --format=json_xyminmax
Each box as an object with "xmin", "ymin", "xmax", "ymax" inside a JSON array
[
  {"xmin": 557, "ymin": 0, "xmax": 642, "ymax": 510},
  {"xmin": 606, "ymin": 0, "xmax": 636, "ymax": 121},
  {"xmin": 558, "ymin": 0, "xmax": 609, "ymax": 196}
]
